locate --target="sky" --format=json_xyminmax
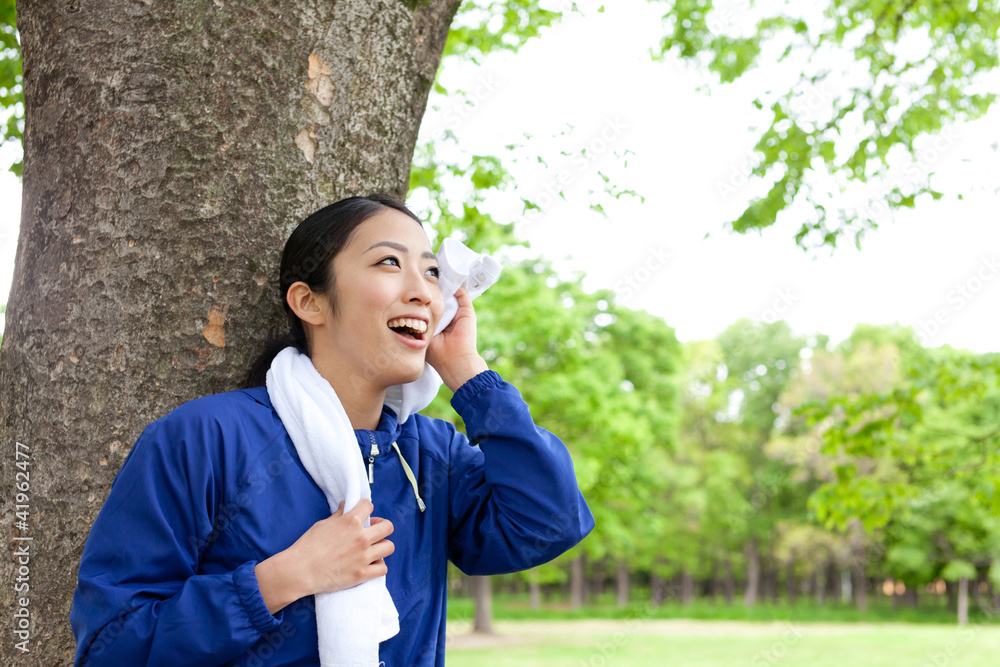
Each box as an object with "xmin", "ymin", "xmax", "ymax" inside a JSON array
[{"xmin": 2, "ymin": 0, "xmax": 999, "ymax": 352}]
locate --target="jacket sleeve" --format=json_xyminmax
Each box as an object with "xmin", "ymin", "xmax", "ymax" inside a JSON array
[
  {"xmin": 69, "ymin": 411, "xmax": 284, "ymax": 667},
  {"xmin": 445, "ymin": 370, "xmax": 595, "ymax": 575}
]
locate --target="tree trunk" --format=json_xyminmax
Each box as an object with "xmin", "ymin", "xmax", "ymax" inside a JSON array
[
  {"xmin": 650, "ymin": 573, "xmax": 666, "ymax": 606},
  {"xmin": 785, "ymin": 557, "xmax": 797, "ymax": 605},
  {"xmin": 906, "ymin": 584, "xmax": 918, "ymax": 608},
  {"xmin": 709, "ymin": 563, "xmax": 721, "ymax": 601},
  {"xmin": 681, "ymin": 571, "xmax": 694, "ymax": 606},
  {"xmin": 724, "ymin": 557, "xmax": 735, "ymax": 605},
  {"xmin": 848, "ymin": 521, "xmax": 867, "ymax": 611},
  {"xmin": 841, "ymin": 568, "xmax": 852, "ymax": 604},
  {"xmin": 820, "ymin": 559, "xmax": 837, "ymax": 605},
  {"xmin": 528, "ymin": 571, "xmax": 541, "ymax": 610},
  {"xmin": 470, "ymin": 576, "xmax": 494, "ymax": 634},
  {"xmin": 0, "ymin": 1, "xmax": 462, "ymax": 663},
  {"xmin": 571, "ymin": 553, "xmax": 586, "ymax": 609},
  {"xmin": 760, "ymin": 561, "xmax": 775, "ymax": 604},
  {"xmin": 597, "ymin": 556, "xmax": 614, "ymax": 599},
  {"xmin": 852, "ymin": 566, "xmax": 868, "ymax": 612},
  {"xmin": 744, "ymin": 536, "xmax": 760, "ymax": 606},
  {"xmin": 616, "ymin": 560, "xmax": 629, "ymax": 607},
  {"xmin": 958, "ymin": 577, "xmax": 969, "ymax": 626}
]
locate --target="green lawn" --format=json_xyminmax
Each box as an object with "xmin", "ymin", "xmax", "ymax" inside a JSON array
[{"xmin": 444, "ymin": 619, "xmax": 1000, "ymax": 666}]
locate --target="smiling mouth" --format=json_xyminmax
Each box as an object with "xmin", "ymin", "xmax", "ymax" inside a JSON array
[{"xmin": 387, "ymin": 318, "xmax": 428, "ymax": 341}]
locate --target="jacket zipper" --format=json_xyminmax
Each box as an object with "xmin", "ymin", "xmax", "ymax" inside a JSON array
[{"xmin": 367, "ymin": 433, "xmax": 380, "ymax": 484}]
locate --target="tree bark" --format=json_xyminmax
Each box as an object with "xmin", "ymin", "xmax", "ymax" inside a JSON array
[
  {"xmin": 0, "ymin": 1, "xmax": 463, "ymax": 663},
  {"xmin": 852, "ymin": 566, "xmax": 868, "ymax": 613},
  {"xmin": 528, "ymin": 571, "xmax": 541, "ymax": 610},
  {"xmin": 848, "ymin": 521, "xmax": 867, "ymax": 612},
  {"xmin": 766, "ymin": 565, "xmax": 779, "ymax": 604},
  {"xmin": 820, "ymin": 559, "xmax": 837, "ymax": 605},
  {"xmin": 571, "ymin": 553, "xmax": 586, "ymax": 609},
  {"xmin": 785, "ymin": 557, "xmax": 797, "ymax": 605},
  {"xmin": 744, "ymin": 536, "xmax": 760, "ymax": 606},
  {"xmin": 905, "ymin": 584, "xmax": 918, "ymax": 608},
  {"xmin": 681, "ymin": 571, "xmax": 694, "ymax": 606},
  {"xmin": 958, "ymin": 577, "xmax": 969, "ymax": 626},
  {"xmin": 724, "ymin": 556, "xmax": 735, "ymax": 605},
  {"xmin": 592, "ymin": 557, "xmax": 606, "ymax": 599},
  {"xmin": 841, "ymin": 568, "xmax": 852, "ymax": 604},
  {"xmin": 650, "ymin": 573, "xmax": 666, "ymax": 606},
  {"xmin": 616, "ymin": 559, "xmax": 629, "ymax": 607},
  {"xmin": 470, "ymin": 576, "xmax": 494, "ymax": 634}
]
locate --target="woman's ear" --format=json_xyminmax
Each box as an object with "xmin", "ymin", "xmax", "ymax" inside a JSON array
[{"xmin": 286, "ymin": 282, "xmax": 327, "ymax": 327}]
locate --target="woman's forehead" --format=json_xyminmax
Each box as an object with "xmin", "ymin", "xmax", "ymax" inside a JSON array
[{"xmin": 349, "ymin": 209, "xmax": 432, "ymax": 253}]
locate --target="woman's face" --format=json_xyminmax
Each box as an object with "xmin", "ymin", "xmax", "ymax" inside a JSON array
[{"xmin": 318, "ymin": 208, "xmax": 444, "ymax": 390}]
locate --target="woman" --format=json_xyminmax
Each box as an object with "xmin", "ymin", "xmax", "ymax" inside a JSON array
[{"xmin": 70, "ymin": 194, "xmax": 595, "ymax": 666}]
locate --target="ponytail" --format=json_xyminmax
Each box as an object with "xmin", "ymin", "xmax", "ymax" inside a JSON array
[{"xmin": 241, "ymin": 320, "xmax": 309, "ymax": 389}]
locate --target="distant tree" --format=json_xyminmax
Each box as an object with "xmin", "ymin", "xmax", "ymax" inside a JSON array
[{"xmin": 805, "ymin": 335, "xmax": 1000, "ymax": 624}]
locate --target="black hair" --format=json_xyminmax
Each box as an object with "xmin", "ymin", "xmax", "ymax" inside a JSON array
[{"xmin": 241, "ymin": 193, "xmax": 423, "ymax": 388}]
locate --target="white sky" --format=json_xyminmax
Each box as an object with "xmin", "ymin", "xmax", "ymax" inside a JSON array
[{"xmin": 2, "ymin": 0, "xmax": 999, "ymax": 352}]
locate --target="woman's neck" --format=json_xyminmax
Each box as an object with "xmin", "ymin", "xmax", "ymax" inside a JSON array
[
  {"xmin": 310, "ymin": 351, "xmax": 386, "ymax": 431},
  {"xmin": 336, "ymin": 387, "xmax": 385, "ymax": 431}
]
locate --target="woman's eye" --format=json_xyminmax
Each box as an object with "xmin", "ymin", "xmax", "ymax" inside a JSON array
[
  {"xmin": 378, "ymin": 256, "xmax": 400, "ymax": 267},
  {"xmin": 426, "ymin": 266, "xmax": 440, "ymax": 278}
]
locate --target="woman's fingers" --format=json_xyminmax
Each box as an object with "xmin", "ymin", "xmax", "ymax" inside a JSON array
[
  {"xmin": 453, "ymin": 284, "xmax": 471, "ymax": 307},
  {"xmin": 367, "ymin": 516, "xmax": 394, "ymax": 542},
  {"xmin": 368, "ymin": 537, "xmax": 395, "ymax": 562},
  {"xmin": 288, "ymin": 499, "xmax": 398, "ymax": 596},
  {"xmin": 344, "ymin": 497, "xmax": 374, "ymax": 522}
]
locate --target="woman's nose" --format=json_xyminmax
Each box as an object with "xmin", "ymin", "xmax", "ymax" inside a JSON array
[{"xmin": 404, "ymin": 269, "xmax": 434, "ymax": 305}]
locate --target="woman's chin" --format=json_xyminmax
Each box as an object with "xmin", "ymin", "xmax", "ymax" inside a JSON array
[{"xmin": 382, "ymin": 363, "xmax": 426, "ymax": 388}]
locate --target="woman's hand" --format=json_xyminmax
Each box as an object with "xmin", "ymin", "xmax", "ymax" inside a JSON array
[
  {"xmin": 255, "ymin": 499, "xmax": 394, "ymax": 614},
  {"xmin": 426, "ymin": 285, "xmax": 489, "ymax": 392}
]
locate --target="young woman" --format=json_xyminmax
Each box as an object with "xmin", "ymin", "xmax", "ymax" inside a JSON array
[{"xmin": 70, "ymin": 194, "xmax": 595, "ymax": 666}]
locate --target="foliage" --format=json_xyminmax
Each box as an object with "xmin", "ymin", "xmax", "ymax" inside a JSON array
[
  {"xmin": 804, "ymin": 333, "xmax": 1000, "ymax": 596},
  {"xmin": 441, "ymin": 0, "xmax": 563, "ymax": 66},
  {"xmin": 655, "ymin": 0, "xmax": 1000, "ymax": 249},
  {"xmin": 0, "ymin": 0, "xmax": 20, "ymax": 176}
]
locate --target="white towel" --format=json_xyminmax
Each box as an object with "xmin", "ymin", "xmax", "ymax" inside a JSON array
[
  {"xmin": 266, "ymin": 346, "xmax": 398, "ymax": 667},
  {"xmin": 384, "ymin": 237, "xmax": 502, "ymax": 423},
  {"xmin": 264, "ymin": 238, "xmax": 501, "ymax": 666}
]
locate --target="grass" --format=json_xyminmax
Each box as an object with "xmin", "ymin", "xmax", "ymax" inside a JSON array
[
  {"xmin": 446, "ymin": 590, "xmax": 1000, "ymax": 626},
  {"xmin": 444, "ymin": 619, "xmax": 1000, "ymax": 666}
]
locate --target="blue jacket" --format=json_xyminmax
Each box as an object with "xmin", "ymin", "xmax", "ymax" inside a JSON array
[{"xmin": 70, "ymin": 370, "xmax": 595, "ymax": 666}]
